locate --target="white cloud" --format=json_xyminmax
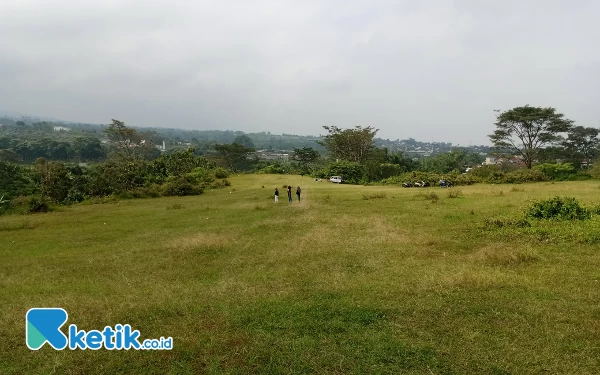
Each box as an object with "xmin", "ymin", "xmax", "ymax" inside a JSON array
[{"xmin": 1, "ymin": 0, "xmax": 599, "ymax": 144}]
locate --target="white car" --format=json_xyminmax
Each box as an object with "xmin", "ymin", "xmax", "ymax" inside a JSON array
[{"xmin": 329, "ymin": 176, "xmax": 343, "ymax": 183}]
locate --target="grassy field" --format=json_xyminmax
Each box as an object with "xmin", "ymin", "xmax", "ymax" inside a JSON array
[{"xmin": 1, "ymin": 175, "xmax": 600, "ymax": 374}]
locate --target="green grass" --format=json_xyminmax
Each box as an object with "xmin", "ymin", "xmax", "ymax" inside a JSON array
[{"xmin": 1, "ymin": 175, "xmax": 600, "ymax": 374}]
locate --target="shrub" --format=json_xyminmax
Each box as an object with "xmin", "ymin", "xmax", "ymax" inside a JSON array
[
  {"xmin": 131, "ymin": 184, "xmax": 162, "ymax": 198},
  {"xmin": 525, "ymin": 196, "xmax": 590, "ymax": 220},
  {"xmin": 0, "ymin": 161, "xmax": 37, "ymax": 200},
  {"xmin": 534, "ymin": 163, "xmax": 579, "ymax": 181},
  {"xmin": 382, "ymin": 171, "xmax": 479, "ymax": 187},
  {"xmin": 162, "ymin": 178, "xmax": 204, "ymax": 197},
  {"xmin": 257, "ymin": 165, "xmax": 288, "ymax": 174},
  {"xmin": 447, "ymin": 190, "xmax": 463, "ymax": 198},
  {"xmin": 420, "ymin": 192, "xmax": 439, "ymax": 203},
  {"xmin": 28, "ymin": 196, "xmax": 49, "ymax": 213},
  {"xmin": 8, "ymin": 195, "xmax": 50, "ymax": 214},
  {"xmin": 502, "ymin": 168, "xmax": 548, "ymax": 184},
  {"xmin": 213, "ymin": 167, "xmax": 230, "ymax": 179},
  {"xmin": 589, "ymin": 163, "xmax": 600, "ymax": 179},
  {"xmin": 470, "ymin": 165, "xmax": 549, "ymax": 184}
]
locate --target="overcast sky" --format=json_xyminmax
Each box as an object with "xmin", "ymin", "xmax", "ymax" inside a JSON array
[{"xmin": 1, "ymin": 0, "xmax": 599, "ymax": 145}]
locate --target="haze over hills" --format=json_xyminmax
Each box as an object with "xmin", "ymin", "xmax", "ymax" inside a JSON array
[{"xmin": 0, "ymin": 111, "xmax": 492, "ymax": 155}]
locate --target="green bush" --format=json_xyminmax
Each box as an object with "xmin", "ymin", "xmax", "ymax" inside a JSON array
[
  {"xmin": 501, "ymin": 168, "xmax": 548, "ymax": 184},
  {"xmin": 419, "ymin": 192, "xmax": 439, "ymax": 203},
  {"xmin": 213, "ymin": 167, "xmax": 230, "ymax": 179},
  {"xmin": 382, "ymin": 171, "xmax": 477, "ymax": 186},
  {"xmin": 130, "ymin": 184, "xmax": 162, "ymax": 198},
  {"xmin": 468, "ymin": 165, "xmax": 551, "ymax": 184},
  {"xmin": 589, "ymin": 163, "xmax": 600, "ymax": 179},
  {"xmin": 257, "ymin": 164, "xmax": 288, "ymax": 174},
  {"xmin": 534, "ymin": 163, "xmax": 582, "ymax": 181},
  {"xmin": 7, "ymin": 195, "xmax": 50, "ymax": 214},
  {"xmin": 0, "ymin": 161, "xmax": 37, "ymax": 200},
  {"xmin": 28, "ymin": 196, "xmax": 50, "ymax": 213},
  {"xmin": 162, "ymin": 178, "xmax": 204, "ymax": 197},
  {"xmin": 209, "ymin": 179, "xmax": 230, "ymax": 189},
  {"xmin": 525, "ymin": 196, "xmax": 590, "ymax": 220}
]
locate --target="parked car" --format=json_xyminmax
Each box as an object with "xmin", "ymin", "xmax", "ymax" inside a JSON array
[{"xmin": 329, "ymin": 176, "xmax": 343, "ymax": 183}]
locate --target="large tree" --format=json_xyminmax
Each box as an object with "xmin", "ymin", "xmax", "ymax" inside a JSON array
[
  {"xmin": 104, "ymin": 119, "xmax": 139, "ymax": 159},
  {"xmin": 318, "ymin": 126, "xmax": 378, "ymax": 163},
  {"xmin": 563, "ymin": 126, "xmax": 599, "ymax": 167},
  {"xmin": 489, "ymin": 106, "xmax": 573, "ymax": 168},
  {"xmin": 233, "ymin": 135, "xmax": 255, "ymax": 149},
  {"xmin": 104, "ymin": 119, "xmax": 157, "ymax": 160},
  {"xmin": 213, "ymin": 143, "xmax": 255, "ymax": 171},
  {"xmin": 293, "ymin": 147, "xmax": 320, "ymax": 167}
]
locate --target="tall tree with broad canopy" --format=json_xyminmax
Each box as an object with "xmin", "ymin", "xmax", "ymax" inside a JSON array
[
  {"xmin": 213, "ymin": 143, "xmax": 255, "ymax": 171},
  {"xmin": 318, "ymin": 126, "xmax": 378, "ymax": 163},
  {"xmin": 489, "ymin": 106, "xmax": 573, "ymax": 168},
  {"xmin": 233, "ymin": 135, "xmax": 255, "ymax": 149},
  {"xmin": 293, "ymin": 147, "xmax": 320, "ymax": 167},
  {"xmin": 104, "ymin": 119, "xmax": 158, "ymax": 160},
  {"xmin": 563, "ymin": 126, "xmax": 599, "ymax": 167}
]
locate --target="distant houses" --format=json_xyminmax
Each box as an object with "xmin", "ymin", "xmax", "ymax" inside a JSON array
[
  {"xmin": 254, "ymin": 150, "xmax": 291, "ymax": 161},
  {"xmin": 483, "ymin": 156, "xmax": 526, "ymax": 167},
  {"xmin": 53, "ymin": 126, "xmax": 71, "ymax": 132}
]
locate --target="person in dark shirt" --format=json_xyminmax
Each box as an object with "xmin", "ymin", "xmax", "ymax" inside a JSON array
[
  {"xmin": 274, "ymin": 187, "xmax": 279, "ymax": 203},
  {"xmin": 287, "ymin": 185, "xmax": 292, "ymax": 203},
  {"xmin": 296, "ymin": 185, "xmax": 301, "ymax": 201}
]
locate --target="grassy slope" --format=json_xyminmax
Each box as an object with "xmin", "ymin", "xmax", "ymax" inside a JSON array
[{"xmin": 1, "ymin": 175, "xmax": 599, "ymax": 374}]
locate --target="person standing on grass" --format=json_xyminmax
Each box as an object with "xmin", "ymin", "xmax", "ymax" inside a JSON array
[
  {"xmin": 274, "ymin": 186, "xmax": 279, "ymax": 203},
  {"xmin": 287, "ymin": 185, "xmax": 292, "ymax": 203},
  {"xmin": 296, "ymin": 185, "xmax": 301, "ymax": 201}
]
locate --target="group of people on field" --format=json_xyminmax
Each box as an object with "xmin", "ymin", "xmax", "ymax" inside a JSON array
[{"xmin": 274, "ymin": 185, "xmax": 301, "ymax": 203}]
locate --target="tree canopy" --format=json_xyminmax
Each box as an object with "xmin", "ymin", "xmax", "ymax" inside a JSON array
[
  {"xmin": 563, "ymin": 126, "xmax": 599, "ymax": 166},
  {"xmin": 318, "ymin": 126, "xmax": 378, "ymax": 163},
  {"xmin": 489, "ymin": 106, "xmax": 573, "ymax": 168},
  {"xmin": 213, "ymin": 143, "xmax": 255, "ymax": 171}
]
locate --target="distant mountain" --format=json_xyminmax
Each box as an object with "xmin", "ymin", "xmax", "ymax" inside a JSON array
[
  {"xmin": 0, "ymin": 110, "xmax": 68, "ymax": 123},
  {"xmin": 0, "ymin": 110, "xmax": 491, "ymax": 152}
]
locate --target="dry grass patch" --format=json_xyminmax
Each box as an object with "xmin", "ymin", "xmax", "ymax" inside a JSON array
[
  {"xmin": 166, "ymin": 232, "xmax": 235, "ymax": 253},
  {"xmin": 472, "ymin": 244, "xmax": 542, "ymax": 267},
  {"xmin": 417, "ymin": 191, "xmax": 440, "ymax": 203},
  {"xmin": 430, "ymin": 268, "xmax": 517, "ymax": 291},
  {"xmin": 447, "ymin": 189, "xmax": 463, "ymax": 198}
]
